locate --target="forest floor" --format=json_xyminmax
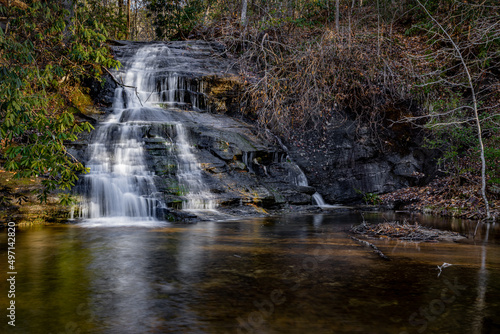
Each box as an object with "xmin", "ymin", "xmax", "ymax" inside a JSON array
[{"xmin": 380, "ymin": 175, "xmax": 500, "ymax": 221}]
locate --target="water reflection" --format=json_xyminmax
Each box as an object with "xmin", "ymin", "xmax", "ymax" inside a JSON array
[
  {"xmin": 1, "ymin": 213, "xmax": 499, "ymax": 333},
  {"xmin": 83, "ymin": 229, "xmax": 158, "ymax": 333},
  {"xmin": 472, "ymin": 223, "xmax": 489, "ymax": 334},
  {"xmin": 177, "ymin": 221, "xmax": 218, "ymax": 276}
]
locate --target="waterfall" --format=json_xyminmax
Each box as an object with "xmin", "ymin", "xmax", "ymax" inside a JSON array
[
  {"xmin": 242, "ymin": 152, "xmax": 255, "ymax": 173},
  {"xmin": 78, "ymin": 44, "xmax": 215, "ymax": 223},
  {"xmin": 79, "ymin": 122, "xmax": 159, "ymax": 220},
  {"xmin": 312, "ymin": 192, "xmax": 326, "ymax": 206},
  {"xmin": 77, "ymin": 42, "xmax": 338, "ymax": 224}
]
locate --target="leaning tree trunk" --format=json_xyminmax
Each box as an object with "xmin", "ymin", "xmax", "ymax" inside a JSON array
[{"xmin": 417, "ymin": 0, "xmax": 491, "ymax": 220}]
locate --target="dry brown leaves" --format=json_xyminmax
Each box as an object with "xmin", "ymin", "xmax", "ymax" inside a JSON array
[{"xmin": 380, "ymin": 175, "xmax": 500, "ymax": 220}]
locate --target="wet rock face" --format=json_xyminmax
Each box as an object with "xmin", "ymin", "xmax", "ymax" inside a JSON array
[
  {"xmin": 286, "ymin": 118, "xmax": 437, "ymax": 204},
  {"xmin": 141, "ymin": 114, "xmax": 313, "ymax": 210}
]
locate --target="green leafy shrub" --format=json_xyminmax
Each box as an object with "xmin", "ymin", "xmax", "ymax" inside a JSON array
[{"xmin": 0, "ymin": 1, "xmax": 120, "ymax": 203}]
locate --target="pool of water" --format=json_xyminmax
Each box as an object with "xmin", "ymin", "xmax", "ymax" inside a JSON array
[{"xmin": 1, "ymin": 212, "xmax": 499, "ymax": 333}]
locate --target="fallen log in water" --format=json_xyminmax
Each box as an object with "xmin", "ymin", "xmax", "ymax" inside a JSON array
[{"xmin": 349, "ymin": 236, "xmax": 390, "ymax": 260}]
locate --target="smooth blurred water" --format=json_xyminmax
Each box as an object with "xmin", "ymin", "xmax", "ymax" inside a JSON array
[{"xmin": 1, "ymin": 212, "xmax": 499, "ymax": 333}]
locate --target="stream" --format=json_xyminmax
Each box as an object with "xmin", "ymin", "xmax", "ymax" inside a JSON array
[{"xmin": 1, "ymin": 212, "xmax": 499, "ymax": 333}]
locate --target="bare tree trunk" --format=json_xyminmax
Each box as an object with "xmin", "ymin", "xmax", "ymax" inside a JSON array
[
  {"xmin": 376, "ymin": 0, "xmax": 380, "ymax": 57},
  {"xmin": 202, "ymin": 1, "xmax": 211, "ymax": 26},
  {"xmin": 134, "ymin": 0, "xmax": 138, "ymax": 40},
  {"xmin": 348, "ymin": 0, "xmax": 355, "ymax": 46},
  {"xmin": 241, "ymin": 0, "xmax": 248, "ymax": 26},
  {"xmin": 118, "ymin": 0, "xmax": 124, "ymax": 38},
  {"xmin": 417, "ymin": 0, "xmax": 491, "ymax": 220},
  {"xmin": 62, "ymin": 0, "xmax": 75, "ymax": 38},
  {"xmin": 126, "ymin": 0, "xmax": 131, "ymax": 39},
  {"xmin": 335, "ymin": 0, "xmax": 340, "ymax": 33}
]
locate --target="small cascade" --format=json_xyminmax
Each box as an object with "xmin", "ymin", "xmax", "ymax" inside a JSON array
[
  {"xmin": 242, "ymin": 152, "xmax": 255, "ymax": 173},
  {"xmin": 267, "ymin": 129, "xmax": 329, "ymax": 207},
  {"xmin": 144, "ymin": 73, "xmax": 204, "ymax": 111},
  {"xmin": 312, "ymin": 192, "xmax": 326, "ymax": 206},
  {"xmin": 174, "ymin": 124, "xmax": 216, "ymax": 210},
  {"xmin": 293, "ymin": 166, "xmax": 309, "ymax": 187},
  {"xmin": 291, "ymin": 165, "xmax": 329, "ymax": 206}
]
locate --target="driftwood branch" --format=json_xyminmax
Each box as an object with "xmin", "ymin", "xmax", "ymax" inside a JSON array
[
  {"xmin": 103, "ymin": 67, "xmax": 132, "ymax": 89},
  {"xmin": 103, "ymin": 67, "xmax": 144, "ymax": 107},
  {"xmin": 350, "ymin": 236, "xmax": 390, "ymax": 260}
]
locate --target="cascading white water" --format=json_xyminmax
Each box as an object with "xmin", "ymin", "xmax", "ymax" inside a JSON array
[
  {"xmin": 174, "ymin": 124, "xmax": 216, "ymax": 210},
  {"xmin": 79, "ymin": 44, "xmax": 217, "ymax": 223},
  {"xmin": 242, "ymin": 152, "xmax": 255, "ymax": 173},
  {"xmin": 312, "ymin": 192, "xmax": 326, "ymax": 206},
  {"xmin": 292, "ymin": 165, "xmax": 328, "ymax": 206},
  {"xmin": 80, "ymin": 123, "xmax": 158, "ymax": 220},
  {"xmin": 79, "ymin": 47, "xmax": 164, "ymax": 223}
]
